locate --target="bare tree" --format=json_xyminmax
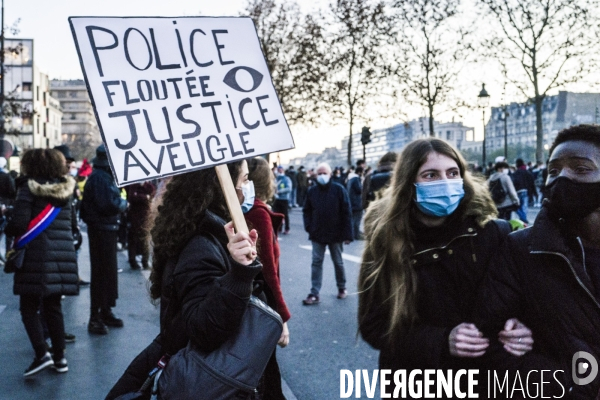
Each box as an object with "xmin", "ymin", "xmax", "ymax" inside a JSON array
[
  {"xmin": 392, "ymin": 0, "xmax": 472, "ymax": 137},
  {"xmin": 327, "ymin": 0, "xmax": 393, "ymax": 166},
  {"xmin": 478, "ymin": 0, "xmax": 599, "ymax": 163},
  {"xmin": 243, "ymin": 0, "xmax": 329, "ymax": 126}
]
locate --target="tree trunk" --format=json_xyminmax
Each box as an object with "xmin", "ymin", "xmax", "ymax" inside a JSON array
[
  {"xmin": 428, "ymin": 104, "xmax": 435, "ymax": 137},
  {"xmin": 535, "ymin": 95, "xmax": 544, "ymax": 163}
]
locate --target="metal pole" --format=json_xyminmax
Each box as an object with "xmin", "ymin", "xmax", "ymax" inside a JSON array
[
  {"xmin": 504, "ymin": 107, "xmax": 508, "ymax": 160},
  {"xmin": 0, "ymin": 0, "xmax": 4, "ymax": 143},
  {"xmin": 362, "ymin": 143, "xmax": 366, "ymax": 162},
  {"xmin": 482, "ymin": 109, "xmax": 486, "ymax": 168}
]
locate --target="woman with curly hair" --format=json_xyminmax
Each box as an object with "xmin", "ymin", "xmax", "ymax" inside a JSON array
[
  {"xmin": 6, "ymin": 149, "xmax": 78, "ymax": 377},
  {"xmin": 358, "ymin": 138, "xmax": 533, "ymax": 396},
  {"xmin": 106, "ymin": 160, "xmax": 279, "ymax": 400}
]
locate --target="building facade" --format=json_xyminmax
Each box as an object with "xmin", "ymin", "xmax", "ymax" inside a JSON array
[
  {"xmin": 2, "ymin": 38, "xmax": 62, "ymax": 153},
  {"xmin": 289, "ymin": 118, "xmax": 476, "ymax": 168},
  {"xmin": 484, "ymin": 91, "xmax": 600, "ymax": 159},
  {"xmin": 50, "ymin": 79, "xmax": 101, "ymax": 160}
]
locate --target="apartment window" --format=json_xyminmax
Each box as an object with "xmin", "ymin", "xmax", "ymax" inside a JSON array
[
  {"xmin": 22, "ymin": 82, "xmax": 32, "ymax": 91},
  {"xmin": 446, "ymin": 131, "xmax": 453, "ymax": 140},
  {"xmin": 36, "ymin": 86, "xmax": 40, "ymax": 101}
]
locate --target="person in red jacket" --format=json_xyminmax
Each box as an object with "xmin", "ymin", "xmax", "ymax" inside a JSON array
[
  {"xmin": 244, "ymin": 157, "xmax": 291, "ymax": 338},
  {"xmin": 244, "ymin": 157, "xmax": 290, "ymax": 400}
]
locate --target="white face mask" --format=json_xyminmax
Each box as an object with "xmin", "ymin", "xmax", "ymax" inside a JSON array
[
  {"xmin": 316, "ymin": 174, "xmax": 330, "ymax": 185},
  {"xmin": 502, "ymin": 169, "xmax": 510, "ymax": 175},
  {"xmin": 69, "ymin": 169, "xmax": 78, "ymax": 177},
  {"xmin": 240, "ymin": 181, "xmax": 255, "ymax": 213}
]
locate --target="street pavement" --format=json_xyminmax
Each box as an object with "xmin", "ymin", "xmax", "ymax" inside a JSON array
[{"xmin": 0, "ymin": 206, "xmax": 541, "ymax": 400}]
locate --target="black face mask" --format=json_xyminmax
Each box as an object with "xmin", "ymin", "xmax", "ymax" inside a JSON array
[{"xmin": 545, "ymin": 177, "xmax": 600, "ymax": 220}]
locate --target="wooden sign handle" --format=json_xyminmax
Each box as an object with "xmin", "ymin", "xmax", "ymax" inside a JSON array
[{"xmin": 215, "ymin": 164, "xmax": 249, "ymax": 234}]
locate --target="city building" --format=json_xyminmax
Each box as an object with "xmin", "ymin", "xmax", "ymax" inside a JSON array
[
  {"xmin": 289, "ymin": 118, "xmax": 476, "ymax": 168},
  {"xmin": 50, "ymin": 79, "xmax": 101, "ymax": 160},
  {"xmin": 484, "ymin": 91, "xmax": 600, "ymax": 159},
  {"xmin": 2, "ymin": 38, "xmax": 62, "ymax": 153}
]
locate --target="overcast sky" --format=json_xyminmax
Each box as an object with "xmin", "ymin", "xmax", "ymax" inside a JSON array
[{"xmin": 6, "ymin": 0, "xmax": 594, "ymax": 164}]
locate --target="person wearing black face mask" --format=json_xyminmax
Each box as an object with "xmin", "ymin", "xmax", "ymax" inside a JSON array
[{"xmin": 477, "ymin": 124, "xmax": 600, "ymax": 399}]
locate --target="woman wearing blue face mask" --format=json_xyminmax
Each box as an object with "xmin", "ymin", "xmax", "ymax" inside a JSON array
[{"xmin": 358, "ymin": 138, "xmax": 533, "ymax": 397}]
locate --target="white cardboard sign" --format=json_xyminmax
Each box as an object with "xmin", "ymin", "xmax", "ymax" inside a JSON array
[{"xmin": 69, "ymin": 17, "xmax": 294, "ymax": 186}]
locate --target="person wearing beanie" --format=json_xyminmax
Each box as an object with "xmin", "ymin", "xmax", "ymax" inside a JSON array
[{"xmin": 80, "ymin": 145, "xmax": 127, "ymax": 335}]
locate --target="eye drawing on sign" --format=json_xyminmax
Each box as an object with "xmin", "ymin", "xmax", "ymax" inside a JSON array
[{"xmin": 223, "ymin": 66, "xmax": 264, "ymax": 93}]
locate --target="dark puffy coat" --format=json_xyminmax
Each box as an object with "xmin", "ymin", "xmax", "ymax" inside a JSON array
[
  {"xmin": 360, "ymin": 215, "xmax": 509, "ymax": 373},
  {"xmin": 105, "ymin": 211, "xmax": 266, "ymax": 400},
  {"xmin": 477, "ymin": 207, "xmax": 600, "ymax": 399},
  {"xmin": 80, "ymin": 167, "xmax": 126, "ymax": 231},
  {"xmin": 7, "ymin": 176, "xmax": 79, "ymax": 297},
  {"xmin": 303, "ymin": 181, "xmax": 353, "ymax": 244}
]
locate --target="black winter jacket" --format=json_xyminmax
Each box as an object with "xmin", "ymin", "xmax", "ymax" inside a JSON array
[
  {"xmin": 303, "ymin": 181, "xmax": 353, "ymax": 244},
  {"xmin": 360, "ymin": 215, "xmax": 509, "ymax": 373},
  {"xmin": 80, "ymin": 167, "xmax": 126, "ymax": 231},
  {"xmin": 105, "ymin": 211, "xmax": 264, "ymax": 400},
  {"xmin": 7, "ymin": 176, "xmax": 79, "ymax": 297},
  {"xmin": 477, "ymin": 207, "xmax": 600, "ymax": 399}
]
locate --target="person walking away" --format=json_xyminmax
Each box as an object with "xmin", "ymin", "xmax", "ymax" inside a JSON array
[
  {"xmin": 477, "ymin": 125, "xmax": 600, "ymax": 398},
  {"xmin": 80, "ymin": 144, "xmax": 127, "ymax": 335},
  {"xmin": 296, "ymin": 166, "xmax": 309, "ymax": 207},
  {"xmin": 286, "ymin": 165, "xmax": 298, "ymax": 207},
  {"xmin": 273, "ymin": 166, "xmax": 292, "ymax": 234},
  {"xmin": 362, "ymin": 152, "xmax": 397, "ymax": 210},
  {"xmin": 347, "ymin": 166, "xmax": 364, "ymax": 240},
  {"xmin": 6, "ymin": 149, "xmax": 78, "ymax": 376},
  {"xmin": 125, "ymin": 181, "xmax": 156, "ymax": 270},
  {"xmin": 302, "ymin": 163, "xmax": 353, "ymax": 304},
  {"xmin": 488, "ymin": 161, "xmax": 519, "ymax": 221},
  {"xmin": 358, "ymin": 138, "xmax": 532, "ymax": 396},
  {"xmin": 510, "ymin": 158, "xmax": 536, "ymax": 224},
  {"xmin": 244, "ymin": 157, "xmax": 291, "ymax": 399}
]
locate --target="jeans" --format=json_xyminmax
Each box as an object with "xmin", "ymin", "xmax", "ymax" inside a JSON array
[
  {"xmin": 310, "ymin": 241, "xmax": 346, "ymax": 296},
  {"xmin": 290, "ymin": 187, "xmax": 297, "ymax": 206},
  {"xmin": 21, "ymin": 294, "xmax": 65, "ymax": 359},
  {"xmin": 516, "ymin": 190, "xmax": 529, "ymax": 223}
]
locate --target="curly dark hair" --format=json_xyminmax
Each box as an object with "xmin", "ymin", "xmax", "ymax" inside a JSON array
[
  {"xmin": 148, "ymin": 161, "xmax": 244, "ymax": 300},
  {"xmin": 550, "ymin": 124, "xmax": 600, "ymax": 156},
  {"xmin": 21, "ymin": 149, "xmax": 67, "ymax": 179}
]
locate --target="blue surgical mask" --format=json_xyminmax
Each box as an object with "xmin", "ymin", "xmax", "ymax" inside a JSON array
[
  {"xmin": 414, "ymin": 179, "xmax": 465, "ymax": 217},
  {"xmin": 240, "ymin": 181, "xmax": 255, "ymax": 214},
  {"xmin": 316, "ymin": 175, "xmax": 330, "ymax": 185}
]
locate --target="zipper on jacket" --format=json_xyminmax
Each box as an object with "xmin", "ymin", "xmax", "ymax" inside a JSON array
[
  {"xmin": 575, "ymin": 237, "xmax": 589, "ymax": 279},
  {"xmin": 412, "ymin": 233, "xmax": 477, "ymax": 257},
  {"xmin": 531, "ymin": 250, "xmax": 600, "ymax": 310}
]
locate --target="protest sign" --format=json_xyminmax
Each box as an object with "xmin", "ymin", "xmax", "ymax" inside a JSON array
[{"xmin": 69, "ymin": 16, "xmax": 295, "ymax": 187}]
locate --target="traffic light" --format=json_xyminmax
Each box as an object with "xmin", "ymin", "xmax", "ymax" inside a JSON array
[{"xmin": 361, "ymin": 126, "xmax": 372, "ymax": 146}]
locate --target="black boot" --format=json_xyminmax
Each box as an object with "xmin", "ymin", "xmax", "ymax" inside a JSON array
[
  {"xmin": 88, "ymin": 313, "xmax": 108, "ymax": 335},
  {"xmin": 101, "ymin": 309, "xmax": 124, "ymax": 328}
]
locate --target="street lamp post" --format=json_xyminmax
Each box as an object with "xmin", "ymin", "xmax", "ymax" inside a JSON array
[
  {"xmin": 477, "ymin": 84, "xmax": 490, "ymax": 168},
  {"xmin": 0, "ymin": 0, "xmax": 5, "ymax": 144},
  {"xmin": 503, "ymin": 105, "xmax": 509, "ymax": 160}
]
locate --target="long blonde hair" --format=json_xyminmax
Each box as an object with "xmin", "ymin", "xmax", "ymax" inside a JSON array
[{"xmin": 358, "ymin": 138, "xmax": 496, "ymax": 345}]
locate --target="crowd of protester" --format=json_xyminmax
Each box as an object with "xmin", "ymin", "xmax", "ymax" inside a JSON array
[{"xmin": 1, "ymin": 124, "xmax": 598, "ymax": 399}]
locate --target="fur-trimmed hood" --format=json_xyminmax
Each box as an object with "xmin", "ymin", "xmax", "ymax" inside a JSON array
[{"xmin": 28, "ymin": 176, "xmax": 76, "ymax": 201}]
